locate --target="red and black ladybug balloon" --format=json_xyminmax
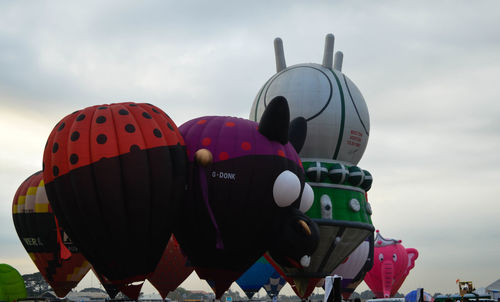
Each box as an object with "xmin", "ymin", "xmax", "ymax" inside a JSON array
[{"xmin": 42, "ymin": 102, "xmax": 187, "ymax": 286}]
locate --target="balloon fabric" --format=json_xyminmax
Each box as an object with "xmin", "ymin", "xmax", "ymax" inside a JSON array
[
  {"xmin": 0, "ymin": 264, "xmax": 27, "ymax": 302},
  {"xmin": 12, "ymin": 171, "xmax": 91, "ymax": 297},
  {"xmin": 250, "ymin": 35, "xmax": 375, "ymax": 300},
  {"xmin": 263, "ymin": 270, "xmax": 287, "ymax": 299},
  {"xmin": 330, "ymin": 234, "xmax": 374, "ymax": 299},
  {"xmin": 364, "ymin": 231, "xmax": 419, "ymax": 298},
  {"xmin": 174, "ymin": 97, "xmax": 319, "ymax": 298},
  {"xmin": 42, "ymin": 102, "xmax": 187, "ymax": 286},
  {"xmin": 94, "ymin": 269, "xmax": 143, "ymax": 300},
  {"xmin": 147, "ymin": 235, "xmax": 193, "ymax": 299},
  {"xmin": 236, "ymin": 257, "xmax": 276, "ymax": 299},
  {"xmin": 405, "ymin": 289, "xmax": 433, "ymax": 302}
]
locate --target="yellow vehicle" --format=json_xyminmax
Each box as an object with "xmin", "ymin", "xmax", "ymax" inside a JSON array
[{"xmin": 458, "ymin": 281, "xmax": 475, "ymax": 297}]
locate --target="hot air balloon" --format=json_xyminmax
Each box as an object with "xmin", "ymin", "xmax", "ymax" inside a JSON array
[
  {"xmin": 93, "ymin": 270, "xmax": 120, "ymax": 299},
  {"xmin": 94, "ymin": 270, "xmax": 144, "ymax": 301},
  {"xmin": 250, "ymin": 34, "xmax": 374, "ymax": 299},
  {"xmin": 405, "ymin": 289, "xmax": 433, "ymax": 302},
  {"xmin": 364, "ymin": 231, "xmax": 419, "ymax": 298},
  {"xmin": 236, "ymin": 257, "xmax": 276, "ymax": 299},
  {"xmin": 174, "ymin": 97, "xmax": 320, "ymax": 298},
  {"xmin": 12, "ymin": 171, "xmax": 91, "ymax": 297},
  {"xmin": 0, "ymin": 264, "xmax": 27, "ymax": 302},
  {"xmin": 263, "ymin": 271, "xmax": 287, "ymax": 300},
  {"xmin": 42, "ymin": 102, "xmax": 187, "ymax": 287},
  {"xmin": 328, "ymin": 234, "xmax": 374, "ymax": 299},
  {"xmin": 147, "ymin": 235, "xmax": 193, "ymax": 299}
]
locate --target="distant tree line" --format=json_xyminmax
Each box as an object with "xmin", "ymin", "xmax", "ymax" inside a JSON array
[
  {"xmin": 22, "ymin": 272, "xmax": 51, "ymax": 297},
  {"xmin": 20, "ymin": 273, "xmax": 442, "ymax": 301}
]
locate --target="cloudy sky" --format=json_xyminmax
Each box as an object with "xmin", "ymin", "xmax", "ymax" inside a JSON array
[{"xmin": 1, "ymin": 0, "xmax": 499, "ymax": 297}]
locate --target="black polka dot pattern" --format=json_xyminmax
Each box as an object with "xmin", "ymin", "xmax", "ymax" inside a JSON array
[
  {"xmin": 152, "ymin": 108, "xmax": 159, "ymax": 113},
  {"xmin": 129, "ymin": 103, "xmax": 137, "ymax": 107},
  {"xmin": 97, "ymin": 134, "xmax": 107, "ymax": 144},
  {"xmin": 70, "ymin": 154, "xmax": 79, "ymax": 164},
  {"xmin": 98, "ymin": 106, "xmax": 107, "ymax": 110},
  {"xmin": 96, "ymin": 116, "xmax": 106, "ymax": 124},
  {"xmin": 167, "ymin": 123, "xmax": 174, "ymax": 131},
  {"xmin": 52, "ymin": 143, "xmax": 59, "ymax": 153},
  {"xmin": 76, "ymin": 114, "xmax": 86, "ymax": 121},
  {"xmin": 125, "ymin": 124, "xmax": 135, "ymax": 133},
  {"xmin": 130, "ymin": 144, "xmax": 140, "ymax": 152},
  {"xmin": 71, "ymin": 131, "xmax": 80, "ymax": 141},
  {"xmin": 58, "ymin": 122, "xmax": 65, "ymax": 131},
  {"xmin": 53, "ymin": 166, "xmax": 59, "ymax": 177},
  {"xmin": 119, "ymin": 109, "xmax": 129, "ymax": 115},
  {"xmin": 142, "ymin": 112, "xmax": 152, "ymax": 119},
  {"xmin": 153, "ymin": 129, "xmax": 162, "ymax": 138}
]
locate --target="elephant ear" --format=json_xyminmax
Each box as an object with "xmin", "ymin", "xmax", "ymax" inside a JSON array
[
  {"xmin": 259, "ymin": 96, "xmax": 290, "ymax": 145},
  {"xmin": 406, "ymin": 248, "xmax": 419, "ymax": 271},
  {"xmin": 288, "ymin": 116, "xmax": 307, "ymax": 153}
]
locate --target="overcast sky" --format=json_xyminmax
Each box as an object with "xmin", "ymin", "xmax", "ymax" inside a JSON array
[{"xmin": 1, "ymin": 0, "xmax": 500, "ymax": 297}]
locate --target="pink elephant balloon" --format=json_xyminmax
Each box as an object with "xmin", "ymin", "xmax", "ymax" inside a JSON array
[{"xmin": 364, "ymin": 230, "xmax": 418, "ymax": 298}]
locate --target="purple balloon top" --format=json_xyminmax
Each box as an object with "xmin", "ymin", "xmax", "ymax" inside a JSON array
[{"xmin": 179, "ymin": 116, "xmax": 302, "ymax": 167}]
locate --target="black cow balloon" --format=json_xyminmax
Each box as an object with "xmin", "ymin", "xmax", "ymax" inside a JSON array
[{"xmin": 41, "ymin": 97, "xmax": 319, "ymax": 297}]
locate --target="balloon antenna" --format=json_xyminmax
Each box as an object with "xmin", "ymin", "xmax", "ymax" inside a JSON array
[
  {"xmin": 322, "ymin": 33, "xmax": 335, "ymax": 69},
  {"xmin": 334, "ymin": 51, "xmax": 343, "ymax": 71},
  {"xmin": 274, "ymin": 38, "xmax": 287, "ymax": 72}
]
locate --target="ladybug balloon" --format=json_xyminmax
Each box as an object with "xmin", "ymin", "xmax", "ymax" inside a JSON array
[{"xmin": 42, "ymin": 102, "xmax": 187, "ymax": 286}]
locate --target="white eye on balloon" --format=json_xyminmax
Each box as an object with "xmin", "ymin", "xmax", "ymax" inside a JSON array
[
  {"xmin": 299, "ymin": 183, "xmax": 314, "ymax": 213},
  {"xmin": 393, "ymin": 254, "xmax": 397, "ymax": 262},
  {"xmin": 320, "ymin": 194, "xmax": 332, "ymax": 219},
  {"xmin": 378, "ymin": 253, "xmax": 384, "ymax": 262},
  {"xmin": 273, "ymin": 170, "xmax": 301, "ymax": 207}
]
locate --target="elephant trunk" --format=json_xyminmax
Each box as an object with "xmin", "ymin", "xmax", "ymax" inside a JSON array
[{"xmin": 381, "ymin": 261, "xmax": 394, "ymax": 298}]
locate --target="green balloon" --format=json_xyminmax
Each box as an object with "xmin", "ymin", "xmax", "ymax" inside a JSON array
[{"xmin": 0, "ymin": 264, "xmax": 27, "ymax": 302}]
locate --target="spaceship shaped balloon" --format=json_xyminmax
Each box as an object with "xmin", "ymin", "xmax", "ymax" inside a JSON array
[
  {"xmin": 12, "ymin": 171, "xmax": 91, "ymax": 297},
  {"xmin": 250, "ymin": 34, "xmax": 369, "ymax": 165},
  {"xmin": 364, "ymin": 230, "xmax": 419, "ymax": 298},
  {"xmin": 251, "ymin": 34, "xmax": 374, "ymax": 299},
  {"xmin": 42, "ymin": 102, "xmax": 187, "ymax": 286},
  {"xmin": 174, "ymin": 97, "xmax": 320, "ymax": 298}
]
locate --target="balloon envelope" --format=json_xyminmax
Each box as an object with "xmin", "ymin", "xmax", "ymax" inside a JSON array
[
  {"xmin": 42, "ymin": 102, "xmax": 187, "ymax": 285},
  {"xmin": 364, "ymin": 231, "xmax": 419, "ymax": 298},
  {"xmin": 330, "ymin": 235, "xmax": 374, "ymax": 299},
  {"xmin": 147, "ymin": 235, "xmax": 193, "ymax": 299},
  {"xmin": 236, "ymin": 257, "xmax": 276, "ymax": 299},
  {"xmin": 263, "ymin": 271, "xmax": 287, "ymax": 299},
  {"xmin": 94, "ymin": 269, "xmax": 143, "ymax": 300},
  {"xmin": 175, "ymin": 98, "xmax": 319, "ymax": 298},
  {"xmin": 250, "ymin": 47, "xmax": 375, "ymax": 299},
  {"xmin": 0, "ymin": 264, "xmax": 27, "ymax": 302},
  {"xmin": 12, "ymin": 171, "xmax": 91, "ymax": 297},
  {"xmin": 405, "ymin": 289, "xmax": 433, "ymax": 302}
]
